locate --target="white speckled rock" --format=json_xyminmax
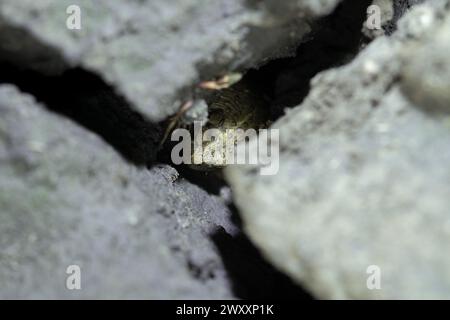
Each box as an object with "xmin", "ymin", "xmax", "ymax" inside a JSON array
[
  {"xmin": 0, "ymin": 84, "xmax": 236, "ymax": 299},
  {"xmin": 226, "ymin": 0, "xmax": 450, "ymax": 299},
  {"xmin": 0, "ymin": 0, "xmax": 340, "ymax": 121}
]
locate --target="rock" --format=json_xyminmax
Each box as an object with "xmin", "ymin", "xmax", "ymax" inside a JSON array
[
  {"xmin": 400, "ymin": 14, "xmax": 450, "ymax": 113},
  {"xmin": 225, "ymin": 0, "xmax": 450, "ymax": 299},
  {"xmin": 0, "ymin": 0, "xmax": 340, "ymax": 122},
  {"xmin": 0, "ymin": 84, "xmax": 236, "ymax": 299},
  {"xmin": 0, "ymin": 0, "xmax": 347, "ymax": 299},
  {"xmin": 3, "ymin": 0, "xmax": 447, "ymax": 300}
]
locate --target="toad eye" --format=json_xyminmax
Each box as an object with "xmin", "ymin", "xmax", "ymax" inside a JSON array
[{"xmin": 208, "ymin": 107, "xmax": 225, "ymax": 126}]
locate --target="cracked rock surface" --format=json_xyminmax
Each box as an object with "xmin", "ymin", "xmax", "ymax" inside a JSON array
[
  {"xmin": 0, "ymin": 0, "xmax": 339, "ymax": 122},
  {"xmin": 0, "ymin": 85, "xmax": 238, "ymax": 299},
  {"xmin": 226, "ymin": 0, "xmax": 450, "ymax": 299},
  {"xmin": 0, "ymin": 0, "xmax": 334, "ymax": 299},
  {"xmin": 1, "ymin": 0, "xmax": 449, "ymax": 300}
]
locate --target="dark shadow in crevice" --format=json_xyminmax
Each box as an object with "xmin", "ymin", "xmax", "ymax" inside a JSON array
[
  {"xmin": 0, "ymin": 23, "xmax": 69, "ymax": 76},
  {"xmin": 157, "ymin": 0, "xmax": 373, "ymax": 195},
  {"xmin": 247, "ymin": 0, "xmax": 373, "ymax": 119},
  {"xmin": 0, "ymin": 63, "xmax": 161, "ymax": 166},
  {"xmin": 0, "ymin": 0, "xmax": 377, "ymax": 300},
  {"xmin": 211, "ymin": 227, "xmax": 314, "ymax": 300},
  {"xmin": 205, "ymin": 0, "xmax": 374, "ymax": 300}
]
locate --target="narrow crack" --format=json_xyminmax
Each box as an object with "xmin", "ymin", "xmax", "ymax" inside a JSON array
[
  {"xmin": 0, "ymin": 0, "xmax": 403, "ymax": 300},
  {"xmin": 157, "ymin": 0, "xmax": 373, "ymax": 193},
  {"xmin": 250, "ymin": 0, "xmax": 374, "ymax": 118},
  {"xmin": 0, "ymin": 63, "xmax": 161, "ymax": 166},
  {"xmin": 172, "ymin": 0, "xmax": 375, "ymax": 300}
]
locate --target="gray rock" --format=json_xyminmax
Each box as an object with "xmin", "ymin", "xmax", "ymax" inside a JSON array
[
  {"xmin": 225, "ymin": 0, "xmax": 450, "ymax": 299},
  {"xmin": 3, "ymin": 0, "xmax": 447, "ymax": 300},
  {"xmin": 400, "ymin": 13, "xmax": 450, "ymax": 113},
  {"xmin": 0, "ymin": 84, "xmax": 236, "ymax": 299},
  {"xmin": 0, "ymin": 0, "xmax": 340, "ymax": 122},
  {"xmin": 0, "ymin": 0, "xmax": 350, "ymax": 300}
]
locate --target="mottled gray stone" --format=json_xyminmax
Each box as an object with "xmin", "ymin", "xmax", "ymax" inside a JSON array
[
  {"xmin": 3, "ymin": 0, "xmax": 447, "ymax": 300},
  {"xmin": 0, "ymin": 84, "xmax": 236, "ymax": 299},
  {"xmin": 0, "ymin": 0, "xmax": 340, "ymax": 122},
  {"xmin": 0, "ymin": 0, "xmax": 349, "ymax": 300},
  {"xmin": 225, "ymin": 0, "xmax": 450, "ymax": 299},
  {"xmin": 400, "ymin": 13, "xmax": 450, "ymax": 113}
]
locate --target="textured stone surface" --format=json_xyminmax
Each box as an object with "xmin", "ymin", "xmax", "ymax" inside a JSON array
[
  {"xmin": 400, "ymin": 11, "xmax": 450, "ymax": 113},
  {"xmin": 0, "ymin": 84, "xmax": 237, "ymax": 299},
  {"xmin": 2, "ymin": 0, "xmax": 448, "ymax": 300},
  {"xmin": 0, "ymin": 0, "xmax": 348, "ymax": 300},
  {"xmin": 0, "ymin": 0, "xmax": 340, "ymax": 122},
  {"xmin": 226, "ymin": 0, "xmax": 450, "ymax": 299}
]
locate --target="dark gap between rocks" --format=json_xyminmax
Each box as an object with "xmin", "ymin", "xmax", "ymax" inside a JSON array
[
  {"xmin": 0, "ymin": 0, "xmax": 374, "ymax": 300},
  {"xmin": 0, "ymin": 64, "xmax": 161, "ymax": 166},
  {"xmin": 251, "ymin": 0, "xmax": 374, "ymax": 118},
  {"xmin": 0, "ymin": 56, "xmax": 311, "ymax": 300},
  {"xmin": 209, "ymin": 202, "xmax": 314, "ymax": 300},
  {"xmin": 159, "ymin": 0, "xmax": 374, "ymax": 300},
  {"xmin": 211, "ymin": 227, "xmax": 315, "ymax": 300},
  {"xmin": 159, "ymin": 0, "xmax": 373, "ymax": 193}
]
